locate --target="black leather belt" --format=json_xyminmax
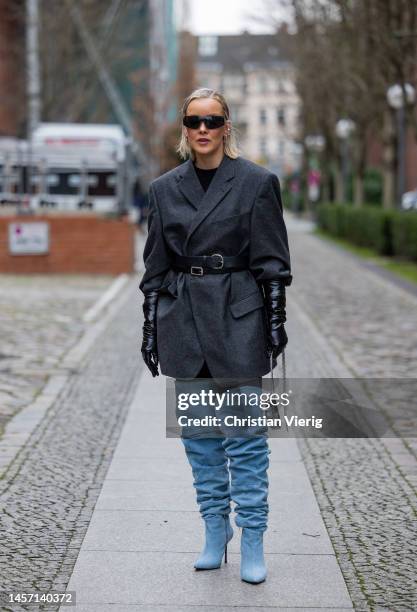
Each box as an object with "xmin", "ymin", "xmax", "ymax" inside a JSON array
[{"xmin": 173, "ymin": 253, "xmax": 249, "ymax": 275}]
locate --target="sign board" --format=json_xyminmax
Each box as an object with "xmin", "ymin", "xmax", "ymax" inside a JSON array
[{"xmin": 8, "ymin": 222, "xmax": 50, "ymax": 255}]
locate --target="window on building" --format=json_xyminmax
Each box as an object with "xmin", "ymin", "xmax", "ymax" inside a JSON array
[
  {"xmin": 277, "ymin": 107, "xmax": 286, "ymax": 126},
  {"xmin": 259, "ymin": 108, "xmax": 267, "ymax": 125},
  {"xmin": 258, "ymin": 74, "xmax": 267, "ymax": 93},
  {"xmin": 199, "ymin": 36, "xmax": 218, "ymax": 57},
  {"xmin": 259, "ymin": 137, "xmax": 267, "ymax": 157},
  {"xmin": 277, "ymin": 79, "xmax": 287, "ymax": 94},
  {"xmin": 267, "ymin": 76, "xmax": 276, "ymax": 92}
]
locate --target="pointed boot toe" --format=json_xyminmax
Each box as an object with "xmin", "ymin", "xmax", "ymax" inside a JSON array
[
  {"xmin": 194, "ymin": 515, "xmax": 234, "ymax": 570},
  {"xmin": 240, "ymin": 527, "xmax": 267, "ymax": 584}
]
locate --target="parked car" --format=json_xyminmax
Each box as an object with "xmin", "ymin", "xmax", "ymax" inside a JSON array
[{"xmin": 401, "ymin": 189, "xmax": 417, "ymax": 211}]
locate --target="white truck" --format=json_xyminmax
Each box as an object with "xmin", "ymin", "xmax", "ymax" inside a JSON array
[{"xmin": 0, "ymin": 123, "xmax": 136, "ymax": 214}]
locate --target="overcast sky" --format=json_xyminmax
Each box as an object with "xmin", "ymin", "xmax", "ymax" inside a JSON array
[{"xmin": 186, "ymin": 0, "xmax": 286, "ymax": 35}]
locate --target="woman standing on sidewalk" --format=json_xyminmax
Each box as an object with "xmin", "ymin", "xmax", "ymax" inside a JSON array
[{"xmin": 139, "ymin": 88, "xmax": 292, "ymax": 584}]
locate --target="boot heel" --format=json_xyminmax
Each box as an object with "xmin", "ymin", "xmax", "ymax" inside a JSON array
[{"xmin": 224, "ymin": 543, "xmax": 228, "ymax": 564}]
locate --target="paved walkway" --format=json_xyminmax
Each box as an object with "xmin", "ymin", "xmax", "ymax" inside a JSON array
[
  {"xmin": 62, "ymin": 367, "xmax": 353, "ymax": 611},
  {"xmin": 62, "ymin": 213, "xmax": 417, "ymax": 610},
  {"xmin": 62, "ymin": 218, "xmax": 355, "ymax": 610}
]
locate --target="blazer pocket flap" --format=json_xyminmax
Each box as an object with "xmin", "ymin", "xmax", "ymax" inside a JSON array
[
  {"xmin": 166, "ymin": 280, "xmax": 178, "ymax": 297},
  {"xmin": 230, "ymin": 291, "xmax": 264, "ymax": 318}
]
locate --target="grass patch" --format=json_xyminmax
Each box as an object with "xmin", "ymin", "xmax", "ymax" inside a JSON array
[{"xmin": 314, "ymin": 228, "xmax": 417, "ymax": 286}]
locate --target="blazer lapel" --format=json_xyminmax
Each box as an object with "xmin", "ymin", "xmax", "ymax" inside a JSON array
[
  {"xmin": 177, "ymin": 159, "xmax": 205, "ymax": 210},
  {"xmin": 182, "ymin": 154, "xmax": 235, "ymax": 251}
]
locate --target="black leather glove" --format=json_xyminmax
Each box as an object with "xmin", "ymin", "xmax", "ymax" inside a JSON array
[
  {"xmin": 141, "ymin": 290, "xmax": 159, "ymax": 377},
  {"xmin": 262, "ymin": 280, "xmax": 288, "ymax": 359}
]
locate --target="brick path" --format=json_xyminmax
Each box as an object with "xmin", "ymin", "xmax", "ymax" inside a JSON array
[{"xmin": 286, "ymin": 216, "xmax": 417, "ymax": 611}]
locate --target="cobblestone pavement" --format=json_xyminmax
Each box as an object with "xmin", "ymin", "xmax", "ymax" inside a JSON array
[
  {"xmin": 0, "ymin": 274, "xmax": 115, "ymax": 438},
  {"xmin": 0, "ymin": 279, "xmax": 141, "ymax": 611},
  {"xmin": 288, "ymin": 221, "xmax": 417, "ymax": 379},
  {"xmin": 287, "ymin": 217, "xmax": 417, "ymax": 611}
]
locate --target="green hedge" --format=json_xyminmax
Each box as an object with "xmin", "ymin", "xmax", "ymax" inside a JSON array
[
  {"xmin": 391, "ymin": 212, "xmax": 417, "ymax": 260},
  {"xmin": 316, "ymin": 203, "xmax": 417, "ymax": 261}
]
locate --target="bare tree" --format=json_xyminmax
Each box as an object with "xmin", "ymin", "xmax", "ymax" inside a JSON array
[
  {"xmin": 270, "ymin": 0, "xmax": 417, "ymax": 207},
  {"xmin": 159, "ymin": 29, "xmax": 197, "ymax": 172},
  {"xmin": 0, "ymin": 1, "xmax": 27, "ymax": 136},
  {"xmin": 39, "ymin": 0, "xmax": 154, "ymax": 159}
]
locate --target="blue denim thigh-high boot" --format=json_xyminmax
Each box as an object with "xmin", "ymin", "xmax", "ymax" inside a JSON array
[
  {"xmin": 222, "ymin": 435, "xmax": 270, "ymax": 583},
  {"xmin": 181, "ymin": 436, "xmax": 234, "ymax": 569},
  {"xmin": 176, "ymin": 363, "xmax": 233, "ymax": 570}
]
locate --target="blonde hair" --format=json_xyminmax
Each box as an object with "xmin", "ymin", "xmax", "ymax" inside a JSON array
[{"xmin": 176, "ymin": 88, "xmax": 240, "ymax": 161}]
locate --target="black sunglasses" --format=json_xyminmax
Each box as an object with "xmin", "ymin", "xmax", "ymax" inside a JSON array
[{"xmin": 183, "ymin": 114, "xmax": 226, "ymax": 129}]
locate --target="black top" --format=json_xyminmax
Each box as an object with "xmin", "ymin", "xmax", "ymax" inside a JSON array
[{"xmin": 193, "ymin": 162, "xmax": 218, "ymax": 192}]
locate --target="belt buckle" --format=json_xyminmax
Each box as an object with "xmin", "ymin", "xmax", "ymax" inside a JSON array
[
  {"xmin": 191, "ymin": 266, "xmax": 203, "ymax": 276},
  {"xmin": 211, "ymin": 253, "xmax": 224, "ymax": 270}
]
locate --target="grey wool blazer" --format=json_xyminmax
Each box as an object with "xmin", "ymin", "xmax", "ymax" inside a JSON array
[{"xmin": 139, "ymin": 154, "xmax": 293, "ymax": 379}]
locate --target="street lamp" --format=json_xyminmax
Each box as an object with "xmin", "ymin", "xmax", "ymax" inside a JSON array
[
  {"xmin": 336, "ymin": 118, "xmax": 355, "ymax": 203},
  {"xmin": 387, "ymin": 83, "xmax": 416, "ymax": 207}
]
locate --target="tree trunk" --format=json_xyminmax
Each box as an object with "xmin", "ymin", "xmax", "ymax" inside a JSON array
[
  {"xmin": 353, "ymin": 136, "xmax": 366, "ymax": 207},
  {"xmin": 382, "ymin": 108, "xmax": 396, "ymax": 209},
  {"xmin": 334, "ymin": 160, "xmax": 344, "ymax": 203},
  {"xmin": 354, "ymin": 174, "xmax": 364, "ymax": 206},
  {"xmin": 321, "ymin": 155, "xmax": 331, "ymax": 203},
  {"xmin": 302, "ymin": 145, "xmax": 310, "ymax": 214}
]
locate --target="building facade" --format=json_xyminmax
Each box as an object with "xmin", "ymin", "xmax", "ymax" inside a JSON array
[{"xmin": 195, "ymin": 32, "xmax": 301, "ymax": 177}]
